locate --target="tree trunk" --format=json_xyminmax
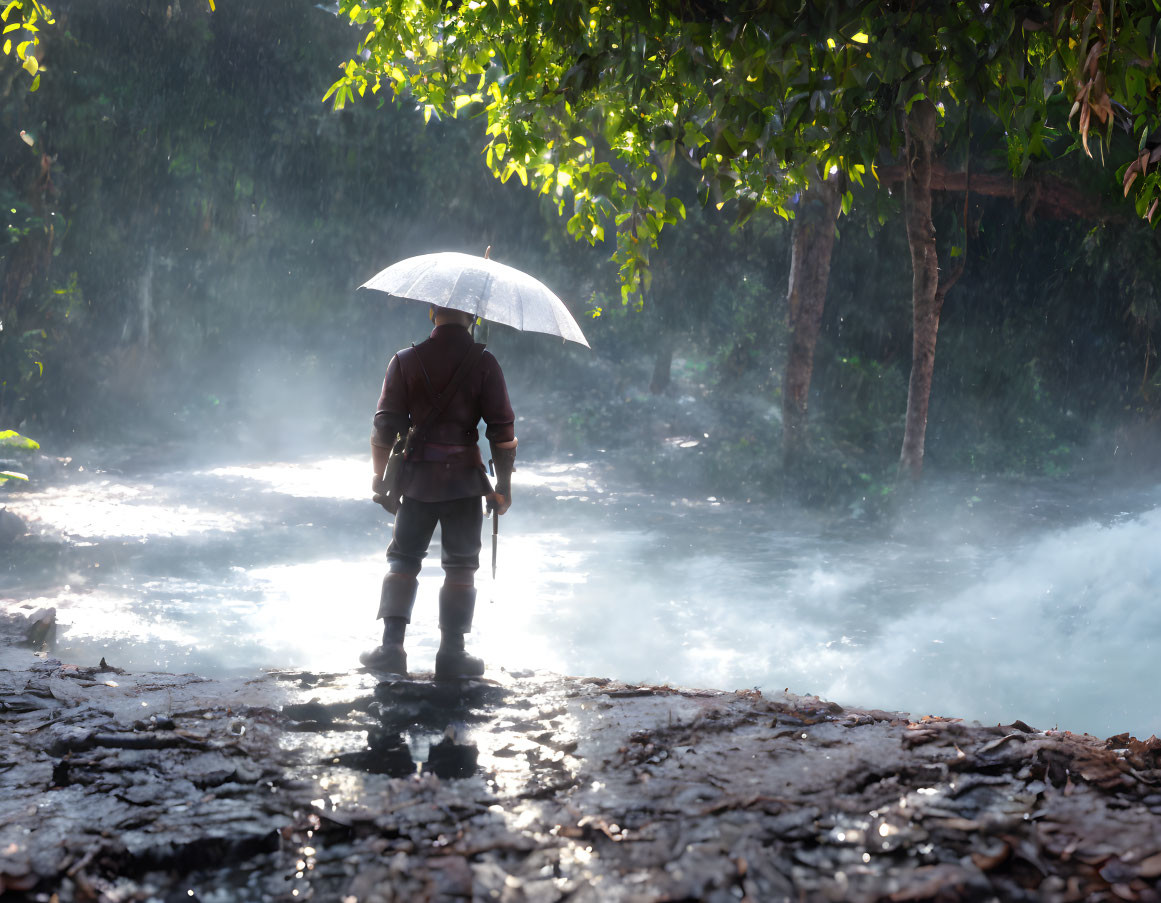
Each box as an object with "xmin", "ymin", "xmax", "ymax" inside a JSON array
[
  {"xmin": 649, "ymin": 338, "xmax": 675, "ymax": 394},
  {"xmin": 899, "ymin": 100, "xmax": 941, "ymax": 481},
  {"xmin": 646, "ymin": 251, "xmax": 676, "ymax": 395},
  {"xmin": 782, "ymin": 176, "xmax": 842, "ymax": 466}
]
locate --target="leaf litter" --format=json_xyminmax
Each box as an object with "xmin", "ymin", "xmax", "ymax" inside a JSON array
[{"xmin": 1, "ymin": 610, "xmax": 1160, "ymax": 902}]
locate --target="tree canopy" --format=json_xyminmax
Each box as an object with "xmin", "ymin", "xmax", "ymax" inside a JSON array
[{"xmin": 329, "ymin": 0, "xmax": 1161, "ymax": 298}]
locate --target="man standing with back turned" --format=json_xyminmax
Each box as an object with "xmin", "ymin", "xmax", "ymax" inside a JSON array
[{"xmin": 362, "ymin": 304, "xmax": 517, "ymax": 679}]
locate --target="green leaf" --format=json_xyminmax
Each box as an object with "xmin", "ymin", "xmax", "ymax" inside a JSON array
[{"xmin": 0, "ymin": 430, "xmax": 39, "ymax": 451}]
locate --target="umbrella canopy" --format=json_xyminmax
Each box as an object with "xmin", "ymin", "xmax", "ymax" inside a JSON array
[{"xmin": 361, "ymin": 251, "xmax": 589, "ymax": 348}]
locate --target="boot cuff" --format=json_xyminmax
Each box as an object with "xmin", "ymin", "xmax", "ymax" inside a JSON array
[
  {"xmin": 438, "ymin": 585, "xmax": 477, "ymax": 634},
  {"xmin": 377, "ymin": 573, "xmax": 419, "ymax": 621}
]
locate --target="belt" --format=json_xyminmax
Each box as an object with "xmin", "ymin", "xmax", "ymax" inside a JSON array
[{"xmin": 412, "ymin": 442, "xmax": 484, "ymax": 467}]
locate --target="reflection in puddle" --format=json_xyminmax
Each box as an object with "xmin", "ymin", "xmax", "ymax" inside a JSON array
[
  {"xmin": 274, "ymin": 670, "xmax": 587, "ymax": 806},
  {"xmin": 343, "ymin": 729, "xmax": 480, "ymax": 779},
  {"xmin": 284, "ymin": 675, "xmax": 509, "ymax": 780},
  {"xmin": 350, "ymin": 678, "xmax": 501, "ymax": 779}
]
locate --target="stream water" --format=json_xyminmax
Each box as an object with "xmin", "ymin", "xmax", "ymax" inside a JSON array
[{"xmin": 3, "ymin": 451, "xmax": 1159, "ymax": 740}]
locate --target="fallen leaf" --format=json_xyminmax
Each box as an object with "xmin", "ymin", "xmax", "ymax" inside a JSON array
[
  {"xmin": 970, "ymin": 841, "xmax": 1011, "ymax": 871},
  {"xmin": 1136, "ymin": 851, "xmax": 1161, "ymax": 878},
  {"xmin": 889, "ymin": 864, "xmax": 968, "ymax": 900}
]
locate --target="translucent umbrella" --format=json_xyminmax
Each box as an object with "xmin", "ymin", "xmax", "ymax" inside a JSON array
[{"xmin": 360, "ymin": 251, "xmax": 590, "ymax": 348}]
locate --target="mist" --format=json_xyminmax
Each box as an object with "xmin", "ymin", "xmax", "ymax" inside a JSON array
[{"xmin": 7, "ymin": 406, "xmax": 1161, "ymax": 739}]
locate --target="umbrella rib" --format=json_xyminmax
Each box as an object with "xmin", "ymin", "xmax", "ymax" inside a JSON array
[
  {"xmin": 447, "ymin": 267, "xmax": 470, "ymax": 311},
  {"xmin": 480, "ymin": 268, "xmax": 494, "ymax": 322},
  {"xmin": 443, "ymin": 260, "xmax": 493, "ymax": 319},
  {"xmin": 552, "ymin": 292, "xmax": 567, "ymax": 341},
  {"xmin": 400, "ymin": 258, "xmax": 437, "ymax": 304},
  {"xmin": 394, "ymin": 255, "xmax": 438, "ymax": 304}
]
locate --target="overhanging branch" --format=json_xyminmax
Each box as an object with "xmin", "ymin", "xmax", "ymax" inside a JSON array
[{"xmin": 876, "ymin": 163, "xmax": 1111, "ymax": 221}]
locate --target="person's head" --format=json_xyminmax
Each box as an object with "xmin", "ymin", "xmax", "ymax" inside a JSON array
[{"xmin": 429, "ymin": 305, "xmax": 475, "ymax": 329}]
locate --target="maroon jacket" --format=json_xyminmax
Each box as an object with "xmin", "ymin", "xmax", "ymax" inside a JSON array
[{"xmin": 373, "ymin": 324, "xmax": 515, "ymax": 502}]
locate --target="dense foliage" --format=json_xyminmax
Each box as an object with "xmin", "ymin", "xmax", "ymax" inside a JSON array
[
  {"xmin": 329, "ymin": 0, "xmax": 1161, "ymax": 295},
  {"xmin": 0, "ymin": 0, "xmax": 1158, "ymax": 507},
  {"xmin": 0, "ymin": 1, "xmax": 592, "ymax": 440}
]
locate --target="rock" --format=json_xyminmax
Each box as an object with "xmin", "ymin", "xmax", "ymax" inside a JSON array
[
  {"xmin": 0, "ymin": 506, "xmax": 25, "ymax": 544},
  {"xmin": 0, "ymin": 606, "xmax": 56, "ymax": 650},
  {"xmin": 2, "ymin": 659, "xmax": 1160, "ymax": 901},
  {"xmin": 27, "ymin": 608, "xmax": 57, "ymax": 648}
]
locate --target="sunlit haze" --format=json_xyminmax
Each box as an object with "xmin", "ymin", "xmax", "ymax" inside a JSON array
[{"xmin": 6, "ymin": 453, "xmax": 1159, "ymax": 739}]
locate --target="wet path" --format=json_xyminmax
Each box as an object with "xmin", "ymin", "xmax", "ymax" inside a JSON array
[
  {"xmin": 3, "ymin": 451, "xmax": 1161, "ymax": 738},
  {"xmin": 4, "ymin": 641, "xmax": 1160, "ymax": 902}
]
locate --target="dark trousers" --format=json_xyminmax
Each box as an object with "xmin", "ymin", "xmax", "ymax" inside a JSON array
[{"xmin": 386, "ymin": 496, "xmax": 483, "ymax": 585}]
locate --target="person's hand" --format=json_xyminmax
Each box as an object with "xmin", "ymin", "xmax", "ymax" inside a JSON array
[
  {"xmin": 372, "ymin": 475, "xmax": 393, "ymax": 511},
  {"xmin": 486, "ymin": 492, "xmax": 511, "ymax": 516}
]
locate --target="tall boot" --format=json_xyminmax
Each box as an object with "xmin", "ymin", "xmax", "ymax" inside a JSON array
[
  {"xmin": 435, "ymin": 584, "xmax": 484, "ymax": 679},
  {"xmin": 360, "ymin": 572, "xmax": 417, "ymax": 674}
]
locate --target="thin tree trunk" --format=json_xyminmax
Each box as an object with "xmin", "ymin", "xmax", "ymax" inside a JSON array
[
  {"xmin": 782, "ymin": 176, "xmax": 842, "ymax": 466},
  {"xmin": 139, "ymin": 247, "xmax": 155, "ymax": 348},
  {"xmin": 899, "ymin": 99, "xmax": 941, "ymax": 481},
  {"xmin": 649, "ymin": 338, "xmax": 675, "ymax": 394},
  {"xmin": 646, "ymin": 251, "xmax": 676, "ymax": 395}
]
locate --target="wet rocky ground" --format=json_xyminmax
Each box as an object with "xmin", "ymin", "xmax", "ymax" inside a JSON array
[{"xmin": 2, "ymin": 610, "xmax": 1161, "ymax": 902}]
